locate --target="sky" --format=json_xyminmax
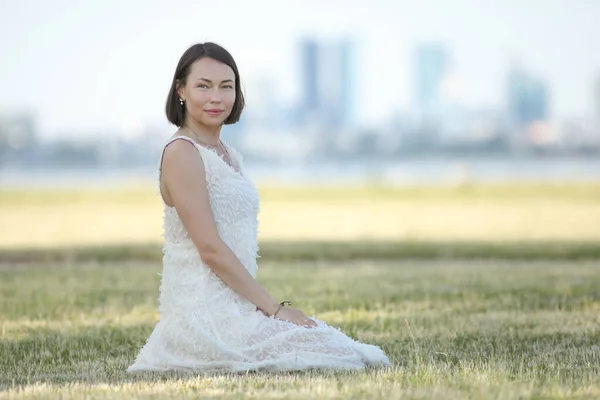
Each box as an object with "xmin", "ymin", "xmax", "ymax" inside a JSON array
[{"xmin": 1, "ymin": 0, "xmax": 599, "ymax": 138}]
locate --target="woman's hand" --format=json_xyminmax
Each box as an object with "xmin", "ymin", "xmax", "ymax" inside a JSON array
[{"xmin": 274, "ymin": 307, "xmax": 318, "ymax": 328}]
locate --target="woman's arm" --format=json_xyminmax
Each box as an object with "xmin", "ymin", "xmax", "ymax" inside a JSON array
[{"xmin": 160, "ymin": 139, "xmax": 281, "ymax": 316}]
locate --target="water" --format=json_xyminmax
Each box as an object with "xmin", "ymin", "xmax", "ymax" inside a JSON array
[{"xmin": 1, "ymin": 156, "xmax": 599, "ymax": 189}]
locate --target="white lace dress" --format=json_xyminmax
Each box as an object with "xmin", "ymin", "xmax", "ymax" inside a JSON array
[{"xmin": 127, "ymin": 136, "xmax": 392, "ymax": 373}]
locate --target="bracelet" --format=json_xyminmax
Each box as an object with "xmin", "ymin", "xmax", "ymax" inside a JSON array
[{"xmin": 269, "ymin": 300, "xmax": 292, "ymax": 318}]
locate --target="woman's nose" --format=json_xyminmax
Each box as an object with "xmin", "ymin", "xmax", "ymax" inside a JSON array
[{"xmin": 210, "ymin": 88, "xmax": 222, "ymax": 102}]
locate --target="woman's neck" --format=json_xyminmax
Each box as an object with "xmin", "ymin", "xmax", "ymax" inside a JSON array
[{"xmin": 182, "ymin": 119, "xmax": 221, "ymax": 146}]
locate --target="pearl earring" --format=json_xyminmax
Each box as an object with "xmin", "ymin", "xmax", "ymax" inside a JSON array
[{"xmin": 179, "ymin": 98, "xmax": 184, "ymax": 105}]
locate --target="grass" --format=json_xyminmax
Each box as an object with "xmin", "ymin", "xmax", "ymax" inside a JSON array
[
  {"xmin": 1, "ymin": 182, "xmax": 599, "ymax": 397},
  {"xmin": 2, "ymin": 240, "xmax": 600, "ymax": 264},
  {"xmin": 1, "ymin": 259, "xmax": 600, "ymax": 399},
  {"xmin": 1, "ymin": 182, "xmax": 600, "ymax": 249}
]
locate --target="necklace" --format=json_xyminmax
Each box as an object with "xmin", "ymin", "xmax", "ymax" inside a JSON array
[
  {"xmin": 186, "ymin": 127, "xmax": 237, "ymax": 171},
  {"xmin": 186, "ymin": 127, "xmax": 219, "ymax": 147}
]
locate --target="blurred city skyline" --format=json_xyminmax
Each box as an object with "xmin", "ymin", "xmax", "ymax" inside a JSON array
[{"xmin": 2, "ymin": 0, "xmax": 600, "ymax": 139}]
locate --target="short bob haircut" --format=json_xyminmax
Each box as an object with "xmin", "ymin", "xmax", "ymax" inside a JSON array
[{"xmin": 166, "ymin": 42, "xmax": 245, "ymax": 127}]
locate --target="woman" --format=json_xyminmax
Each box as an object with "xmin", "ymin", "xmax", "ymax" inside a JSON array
[{"xmin": 127, "ymin": 42, "xmax": 391, "ymax": 372}]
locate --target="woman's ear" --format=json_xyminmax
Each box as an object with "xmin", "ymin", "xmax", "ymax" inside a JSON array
[{"xmin": 176, "ymin": 80, "xmax": 185, "ymax": 101}]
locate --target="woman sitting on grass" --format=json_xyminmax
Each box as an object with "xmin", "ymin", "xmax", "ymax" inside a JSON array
[{"xmin": 127, "ymin": 42, "xmax": 391, "ymax": 373}]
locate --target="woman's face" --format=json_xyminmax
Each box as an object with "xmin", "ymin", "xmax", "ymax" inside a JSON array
[{"xmin": 178, "ymin": 57, "xmax": 236, "ymax": 128}]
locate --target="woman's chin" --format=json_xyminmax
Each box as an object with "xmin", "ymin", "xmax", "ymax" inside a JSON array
[{"xmin": 198, "ymin": 118, "xmax": 226, "ymax": 127}]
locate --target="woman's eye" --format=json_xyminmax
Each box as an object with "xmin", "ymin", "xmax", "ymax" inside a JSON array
[
  {"xmin": 223, "ymin": 85, "xmax": 233, "ymax": 90},
  {"xmin": 198, "ymin": 84, "xmax": 209, "ymax": 89}
]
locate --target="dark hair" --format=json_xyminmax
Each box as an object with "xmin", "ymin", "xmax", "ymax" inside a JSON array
[{"xmin": 166, "ymin": 42, "xmax": 245, "ymax": 127}]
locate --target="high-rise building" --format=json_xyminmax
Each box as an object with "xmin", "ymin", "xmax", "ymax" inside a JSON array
[
  {"xmin": 506, "ymin": 66, "xmax": 549, "ymax": 126},
  {"xmin": 300, "ymin": 38, "xmax": 320, "ymax": 119},
  {"xmin": 339, "ymin": 39, "xmax": 355, "ymax": 128},
  {"xmin": 413, "ymin": 43, "xmax": 450, "ymax": 118},
  {"xmin": 298, "ymin": 37, "xmax": 356, "ymax": 129}
]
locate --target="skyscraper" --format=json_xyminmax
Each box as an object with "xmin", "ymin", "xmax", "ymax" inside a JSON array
[
  {"xmin": 300, "ymin": 38, "xmax": 320, "ymax": 119},
  {"xmin": 506, "ymin": 66, "xmax": 550, "ymax": 126},
  {"xmin": 413, "ymin": 43, "xmax": 450, "ymax": 118},
  {"xmin": 298, "ymin": 37, "xmax": 356, "ymax": 129}
]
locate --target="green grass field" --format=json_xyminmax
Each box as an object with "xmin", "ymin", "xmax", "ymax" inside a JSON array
[
  {"xmin": 1, "ymin": 182, "xmax": 599, "ymax": 398},
  {"xmin": 2, "ymin": 259, "xmax": 599, "ymax": 399}
]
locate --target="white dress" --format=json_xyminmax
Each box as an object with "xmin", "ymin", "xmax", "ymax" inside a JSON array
[{"xmin": 127, "ymin": 136, "xmax": 391, "ymax": 373}]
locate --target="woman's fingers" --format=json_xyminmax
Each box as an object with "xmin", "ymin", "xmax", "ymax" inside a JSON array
[{"xmin": 301, "ymin": 317, "xmax": 317, "ymax": 328}]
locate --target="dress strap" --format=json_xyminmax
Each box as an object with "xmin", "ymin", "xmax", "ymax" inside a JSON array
[{"xmin": 158, "ymin": 136, "xmax": 198, "ymax": 174}]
